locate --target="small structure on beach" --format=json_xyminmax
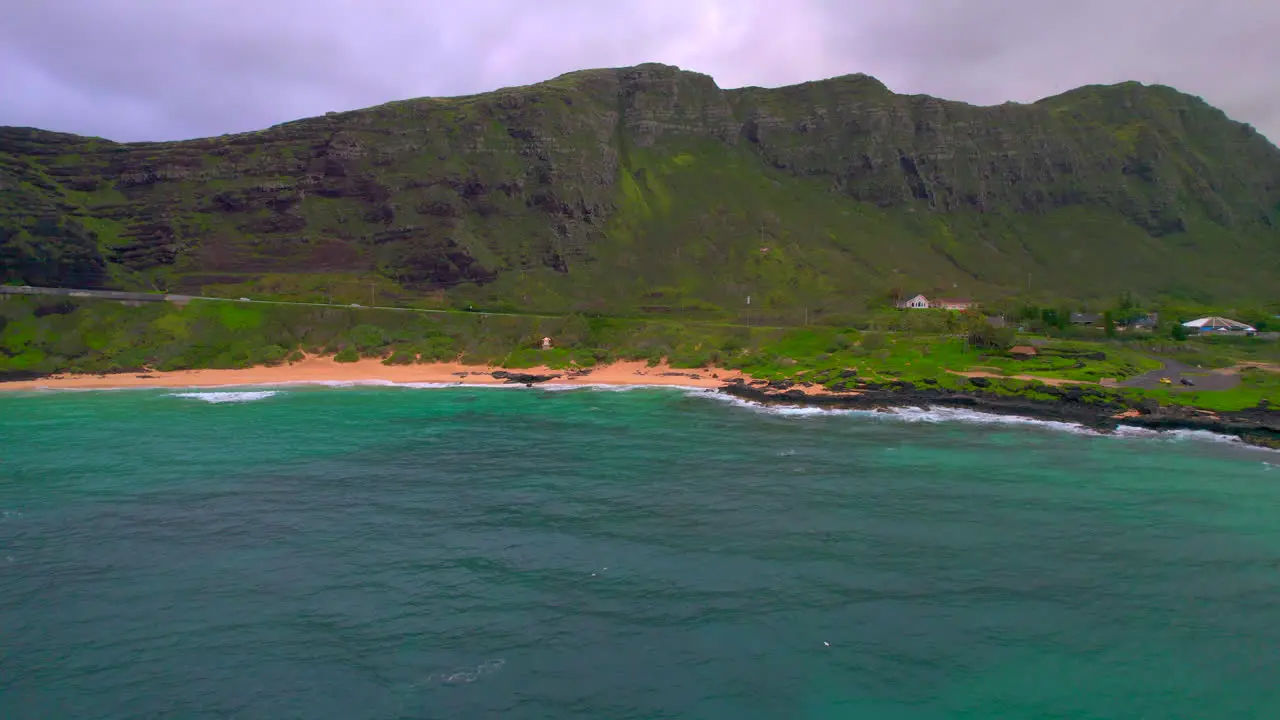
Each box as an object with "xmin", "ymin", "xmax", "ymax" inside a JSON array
[
  {"xmin": 1009, "ymin": 345, "xmax": 1038, "ymax": 359},
  {"xmin": 541, "ymin": 336, "xmax": 553, "ymax": 350}
]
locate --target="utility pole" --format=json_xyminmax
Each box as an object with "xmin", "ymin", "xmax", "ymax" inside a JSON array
[{"xmin": 370, "ymin": 282, "xmax": 375, "ymax": 307}]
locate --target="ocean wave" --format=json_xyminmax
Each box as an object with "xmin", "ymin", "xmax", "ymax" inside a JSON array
[
  {"xmin": 880, "ymin": 406, "xmax": 1099, "ymax": 435},
  {"xmin": 688, "ymin": 392, "xmax": 1266, "ymax": 449},
  {"xmin": 1112, "ymin": 426, "xmax": 1244, "ymax": 446},
  {"xmin": 424, "ymin": 658, "xmax": 506, "ymax": 687},
  {"xmin": 684, "ymin": 389, "xmax": 858, "ymax": 417},
  {"xmin": 170, "ymin": 390, "xmax": 279, "ymax": 404}
]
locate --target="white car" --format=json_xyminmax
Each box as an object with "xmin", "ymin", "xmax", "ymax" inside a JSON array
[
  {"xmin": 238, "ymin": 297, "xmax": 251, "ymax": 302},
  {"xmin": 350, "ymin": 303, "xmax": 362, "ymax": 307}
]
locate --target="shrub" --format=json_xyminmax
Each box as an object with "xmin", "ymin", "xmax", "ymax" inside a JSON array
[
  {"xmin": 382, "ymin": 350, "xmax": 416, "ymax": 366},
  {"xmin": 860, "ymin": 332, "xmax": 887, "ymax": 351},
  {"xmin": 350, "ymin": 324, "xmax": 389, "ymax": 352},
  {"xmin": 334, "ymin": 347, "xmax": 360, "ymax": 363},
  {"xmin": 258, "ymin": 344, "xmax": 288, "ymax": 366}
]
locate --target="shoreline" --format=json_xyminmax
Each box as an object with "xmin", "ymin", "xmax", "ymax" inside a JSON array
[
  {"xmin": 3, "ymin": 358, "xmax": 1276, "ymax": 450},
  {"xmin": 721, "ymin": 379, "xmax": 1280, "ymax": 450},
  {"xmin": 0, "ymin": 357, "xmax": 745, "ymax": 392}
]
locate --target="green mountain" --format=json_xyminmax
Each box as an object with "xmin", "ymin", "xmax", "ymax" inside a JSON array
[{"xmin": 2, "ymin": 63, "xmax": 1278, "ymax": 320}]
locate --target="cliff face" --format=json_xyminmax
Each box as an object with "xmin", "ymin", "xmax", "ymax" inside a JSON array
[
  {"xmin": 2, "ymin": 63, "xmax": 1278, "ymax": 314},
  {"xmin": 732, "ymin": 75, "xmax": 1279, "ymax": 234}
]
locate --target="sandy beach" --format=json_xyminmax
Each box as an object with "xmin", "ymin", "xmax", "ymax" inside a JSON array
[{"xmin": 0, "ymin": 357, "xmax": 747, "ymax": 392}]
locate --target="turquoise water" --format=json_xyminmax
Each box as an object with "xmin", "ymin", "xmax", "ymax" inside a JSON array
[{"xmin": 1, "ymin": 385, "xmax": 1278, "ymax": 719}]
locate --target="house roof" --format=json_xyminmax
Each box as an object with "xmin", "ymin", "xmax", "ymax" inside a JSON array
[
  {"xmin": 1182, "ymin": 316, "xmax": 1255, "ymax": 331},
  {"xmin": 1009, "ymin": 345, "xmax": 1038, "ymax": 355},
  {"xmin": 936, "ymin": 298, "xmax": 971, "ymax": 304}
]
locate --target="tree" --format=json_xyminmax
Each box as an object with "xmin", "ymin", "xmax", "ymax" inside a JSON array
[
  {"xmin": 1171, "ymin": 323, "xmax": 1189, "ymax": 341},
  {"xmin": 966, "ymin": 317, "xmax": 1015, "ymax": 350},
  {"xmin": 1103, "ymin": 311, "xmax": 1117, "ymax": 338}
]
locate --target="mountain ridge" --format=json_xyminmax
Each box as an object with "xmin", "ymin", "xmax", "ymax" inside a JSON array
[{"xmin": 2, "ymin": 63, "xmax": 1277, "ymax": 319}]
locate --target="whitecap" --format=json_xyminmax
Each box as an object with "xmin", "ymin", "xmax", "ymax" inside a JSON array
[
  {"xmin": 425, "ymin": 658, "xmax": 506, "ymax": 687},
  {"xmin": 170, "ymin": 390, "xmax": 278, "ymax": 404},
  {"xmin": 877, "ymin": 406, "xmax": 1099, "ymax": 435}
]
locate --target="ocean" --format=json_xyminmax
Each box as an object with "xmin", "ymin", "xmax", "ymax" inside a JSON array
[{"xmin": 1, "ymin": 385, "xmax": 1278, "ymax": 719}]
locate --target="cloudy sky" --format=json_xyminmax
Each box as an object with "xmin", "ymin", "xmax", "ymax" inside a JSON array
[{"xmin": 1, "ymin": 0, "xmax": 1276, "ymax": 143}]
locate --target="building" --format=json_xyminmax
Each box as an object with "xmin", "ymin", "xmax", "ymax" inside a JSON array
[
  {"xmin": 1129, "ymin": 312, "xmax": 1159, "ymax": 330},
  {"xmin": 1070, "ymin": 312, "xmax": 1101, "ymax": 326},
  {"xmin": 1181, "ymin": 316, "xmax": 1256, "ymax": 335},
  {"xmin": 897, "ymin": 294, "xmax": 974, "ymax": 311},
  {"xmin": 1009, "ymin": 345, "xmax": 1038, "ymax": 359}
]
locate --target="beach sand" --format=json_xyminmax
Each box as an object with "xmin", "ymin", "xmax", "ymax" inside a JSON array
[{"xmin": 0, "ymin": 357, "xmax": 747, "ymax": 392}]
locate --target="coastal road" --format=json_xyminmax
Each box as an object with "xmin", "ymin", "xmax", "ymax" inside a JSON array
[
  {"xmin": 1, "ymin": 284, "xmax": 786, "ymax": 329},
  {"xmin": 0, "ymin": 284, "xmax": 555, "ymax": 320}
]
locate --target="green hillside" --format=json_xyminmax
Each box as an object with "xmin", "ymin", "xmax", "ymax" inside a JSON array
[{"xmin": 3, "ymin": 64, "xmax": 1278, "ymax": 321}]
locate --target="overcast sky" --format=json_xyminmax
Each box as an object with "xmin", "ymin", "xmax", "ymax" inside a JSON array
[{"xmin": 1, "ymin": 0, "xmax": 1276, "ymax": 143}]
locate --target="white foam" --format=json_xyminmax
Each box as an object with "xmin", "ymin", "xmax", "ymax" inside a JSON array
[
  {"xmin": 878, "ymin": 406, "xmax": 1100, "ymax": 435},
  {"xmin": 686, "ymin": 390, "xmax": 860, "ymax": 417},
  {"xmin": 701, "ymin": 392, "xmax": 1280, "ymax": 451},
  {"xmin": 540, "ymin": 383, "xmax": 702, "ymax": 393},
  {"xmin": 171, "ymin": 390, "xmax": 279, "ymax": 404}
]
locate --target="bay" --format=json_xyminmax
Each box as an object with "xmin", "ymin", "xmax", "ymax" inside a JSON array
[{"xmin": 1, "ymin": 386, "xmax": 1277, "ymax": 719}]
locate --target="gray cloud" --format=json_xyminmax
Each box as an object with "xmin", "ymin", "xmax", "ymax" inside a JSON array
[{"xmin": 0, "ymin": 0, "xmax": 1276, "ymax": 143}]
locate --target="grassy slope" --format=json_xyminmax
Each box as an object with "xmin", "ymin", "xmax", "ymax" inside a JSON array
[{"xmin": 4, "ymin": 297, "xmax": 1277, "ymax": 413}]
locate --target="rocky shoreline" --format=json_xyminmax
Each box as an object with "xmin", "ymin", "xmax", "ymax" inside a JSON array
[{"xmin": 720, "ymin": 379, "xmax": 1280, "ymax": 450}]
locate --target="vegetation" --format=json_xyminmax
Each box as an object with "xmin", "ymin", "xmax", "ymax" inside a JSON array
[
  {"xmin": 3, "ymin": 296, "xmax": 1276, "ymax": 414},
  {"xmin": 3, "ymin": 64, "xmax": 1278, "ymax": 321}
]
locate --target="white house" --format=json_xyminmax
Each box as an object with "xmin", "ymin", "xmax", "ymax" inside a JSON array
[{"xmin": 897, "ymin": 294, "xmax": 973, "ymax": 311}]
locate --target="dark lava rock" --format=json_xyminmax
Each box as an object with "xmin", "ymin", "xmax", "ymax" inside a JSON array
[
  {"xmin": 968, "ymin": 376, "xmax": 991, "ymax": 388},
  {"xmin": 490, "ymin": 370, "xmax": 561, "ymax": 384}
]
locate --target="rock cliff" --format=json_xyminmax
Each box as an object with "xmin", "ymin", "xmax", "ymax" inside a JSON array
[{"xmin": 3, "ymin": 63, "xmax": 1278, "ymax": 315}]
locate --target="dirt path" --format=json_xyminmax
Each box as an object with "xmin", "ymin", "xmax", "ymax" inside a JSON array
[
  {"xmin": 1120, "ymin": 358, "xmax": 1241, "ymax": 391},
  {"xmin": 947, "ymin": 370, "xmax": 1094, "ymax": 386}
]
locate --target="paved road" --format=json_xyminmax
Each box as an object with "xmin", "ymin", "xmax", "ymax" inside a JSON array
[
  {"xmin": 1121, "ymin": 358, "xmax": 1241, "ymax": 391},
  {"xmin": 0, "ymin": 284, "xmax": 553, "ymax": 320},
  {"xmin": 1, "ymin": 284, "xmax": 783, "ymax": 329}
]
